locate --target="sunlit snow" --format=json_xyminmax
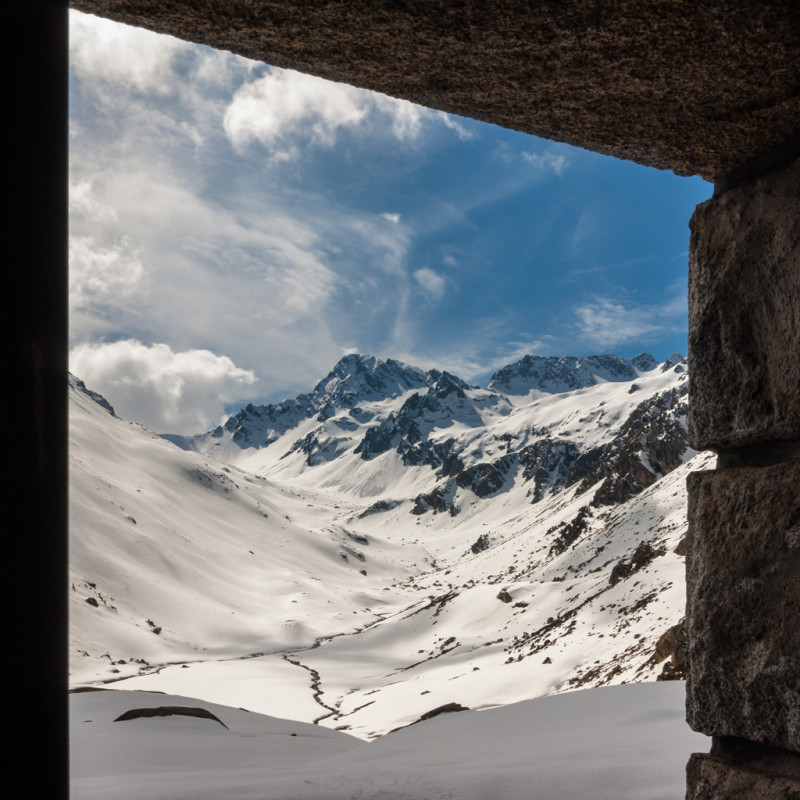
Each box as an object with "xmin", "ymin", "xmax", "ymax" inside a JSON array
[{"xmin": 69, "ymin": 355, "xmax": 710, "ymax": 796}]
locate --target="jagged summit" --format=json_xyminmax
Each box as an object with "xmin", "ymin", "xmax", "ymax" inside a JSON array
[
  {"xmin": 487, "ymin": 353, "xmax": 663, "ymax": 396},
  {"xmin": 311, "ymin": 354, "xmax": 435, "ymax": 413},
  {"xmin": 166, "ymin": 352, "xmax": 686, "ymax": 465},
  {"xmin": 166, "ymin": 354, "xmax": 440, "ymax": 452},
  {"xmin": 661, "ymin": 353, "xmax": 687, "ymax": 372}
]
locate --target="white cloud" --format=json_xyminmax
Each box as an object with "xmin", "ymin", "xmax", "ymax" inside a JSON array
[
  {"xmin": 574, "ymin": 297, "xmax": 684, "ymax": 348},
  {"xmin": 373, "ymin": 95, "xmax": 425, "ymax": 140},
  {"xmin": 435, "ymin": 111, "xmax": 474, "ymax": 141},
  {"xmin": 69, "ymin": 235, "xmax": 145, "ymax": 311},
  {"xmin": 69, "ymin": 340, "xmax": 259, "ymax": 434},
  {"xmin": 442, "ymin": 254, "xmax": 458, "ymax": 268},
  {"xmin": 388, "ymin": 333, "xmax": 549, "ymax": 388},
  {"xmin": 413, "ymin": 268, "xmax": 447, "ymax": 302},
  {"xmin": 570, "ymin": 211, "xmax": 598, "ymax": 253},
  {"xmin": 381, "ymin": 212, "xmax": 401, "ymax": 224},
  {"xmin": 522, "ymin": 151, "xmax": 569, "ymax": 176},
  {"xmin": 66, "ymin": 165, "xmax": 418, "ymax": 413},
  {"xmin": 223, "ymin": 66, "xmax": 469, "ymax": 153},
  {"xmin": 69, "ymin": 179, "xmax": 118, "ymax": 223},
  {"xmin": 224, "ymin": 68, "xmax": 368, "ymax": 150},
  {"xmin": 69, "ymin": 11, "xmax": 187, "ymax": 93}
]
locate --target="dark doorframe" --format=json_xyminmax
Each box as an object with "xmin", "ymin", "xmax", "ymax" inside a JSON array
[{"xmin": 5, "ymin": 2, "xmax": 69, "ymax": 797}]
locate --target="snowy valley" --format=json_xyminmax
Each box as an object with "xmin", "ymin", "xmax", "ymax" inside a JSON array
[
  {"xmin": 69, "ymin": 352, "xmax": 712, "ymax": 798},
  {"xmin": 70, "ymin": 353, "xmax": 708, "ymax": 731}
]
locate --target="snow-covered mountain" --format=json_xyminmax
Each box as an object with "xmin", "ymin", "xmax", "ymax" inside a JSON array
[
  {"xmin": 164, "ymin": 354, "xmax": 440, "ymax": 453},
  {"xmin": 170, "ymin": 351, "xmax": 692, "ymax": 511},
  {"xmin": 487, "ymin": 352, "xmax": 661, "ymax": 394},
  {"xmin": 69, "ymin": 352, "xmax": 708, "ymax": 740}
]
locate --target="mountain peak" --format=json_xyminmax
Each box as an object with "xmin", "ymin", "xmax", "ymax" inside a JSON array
[
  {"xmin": 662, "ymin": 353, "xmax": 686, "ymax": 371},
  {"xmin": 311, "ymin": 354, "xmax": 434, "ymax": 410},
  {"xmin": 487, "ymin": 353, "xmax": 659, "ymax": 396}
]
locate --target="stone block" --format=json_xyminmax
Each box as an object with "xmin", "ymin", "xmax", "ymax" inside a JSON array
[
  {"xmin": 688, "ymin": 156, "xmax": 800, "ymax": 450},
  {"xmin": 686, "ymin": 463, "xmax": 800, "ymax": 751},
  {"xmin": 687, "ymin": 753, "xmax": 800, "ymax": 799}
]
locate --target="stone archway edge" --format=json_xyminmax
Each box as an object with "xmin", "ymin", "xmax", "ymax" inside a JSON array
[{"xmin": 69, "ymin": 0, "xmax": 800, "ymax": 182}]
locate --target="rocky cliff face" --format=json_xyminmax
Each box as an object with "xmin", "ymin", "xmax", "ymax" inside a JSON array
[
  {"xmin": 356, "ymin": 371, "xmax": 490, "ymax": 462},
  {"xmin": 576, "ymin": 383, "xmax": 690, "ymax": 507}
]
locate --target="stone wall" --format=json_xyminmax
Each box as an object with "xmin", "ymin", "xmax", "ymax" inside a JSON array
[{"xmin": 686, "ymin": 155, "xmax": 800, "ymax": 797}]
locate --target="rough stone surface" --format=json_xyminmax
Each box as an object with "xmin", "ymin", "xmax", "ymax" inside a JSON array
[
  {"xmin": 686, "ymin": 464, "xmax": 800, "ymax": 752},
  {"xmin": 687, "ymin": 738, "xmax": 800, "ymax": 800},
  {"xmin": 687, "ymin": 753, "xmax": 800, "ymax": 799},
  {"xmin": 69, "ymin": 0, "xmax": 800, "ymax": 181},
  {"xmin": 688, "ymin": 157, "xmax": 800, "ymax": 450}
]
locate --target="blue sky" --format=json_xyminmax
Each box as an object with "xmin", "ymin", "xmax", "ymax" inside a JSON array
[{"xmin": 68, "ymin": 11, "xmax": 711, "ymax": 433}]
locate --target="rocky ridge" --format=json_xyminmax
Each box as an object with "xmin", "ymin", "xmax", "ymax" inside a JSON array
[{"xmin": 174, "ymin": 352, "xmax": 691, "ymax": 520}]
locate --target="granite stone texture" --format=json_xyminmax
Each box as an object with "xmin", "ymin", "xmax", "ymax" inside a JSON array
[
  {"xmin": 688, "ymin": 157, "xmax": 800, "ymax": 450},
  {"xmin": 686, "ymin": 464, "xmax": 800, "ymax": 752},
  {"xmin": 69, "ymin": 0, "xmax": 800, "ymax": 181},
  {"xmin": 687, "ymin": 753, "xmax": 800, "ymax": 799}
]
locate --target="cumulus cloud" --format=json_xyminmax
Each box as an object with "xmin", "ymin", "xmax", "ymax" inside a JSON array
[
  {"xmin": 223, "ymin": 66, "xmax": 468, "ymax": 153},
  {"xmin": 66, "ymin": 153, "xmax": 418, "ymax": 413},
  {"xmin": 69, "ymin": 235, "xmax": 145, "ymax": 311},
  {"xmin": 224, "ymin": 69, "xmax": 368, "ymax": 150},
  {"xmin": 69, "ymin": 11, "xmax": 187, "ymax": 93},
  {"xmin": 413, "ymin": 268, "xmax": 447, "ymax": 302},
  {"xmin": 69, "ymin": 340, "xmax": 259, "ymax": 434},
  {"xmin": 574, "ymin": 297, "xmax": 684, "ymax": 348},
  {"xmin": 381, "ymin": 212, "xmax": 401, "ymax": 224},
  {"xmin": 69, "ymin": 179, "xmax": 119, "ymax": 223}
]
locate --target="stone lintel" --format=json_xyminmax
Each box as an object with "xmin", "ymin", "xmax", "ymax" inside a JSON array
[
  {"xmin": 69, "ymin": 0, "xmax": 800, "ymax": 182},
  {"xmin": 686, "ymin": 464, "xmax": 800, "ymax": 752},
  {"xmin": 688, "ymin": 156, "xmax": 800, "ymax": 451}
]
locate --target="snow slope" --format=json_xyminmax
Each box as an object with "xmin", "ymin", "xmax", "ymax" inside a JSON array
[
  {"xmin": 69, "ymin": 352, "xmax": 710, "ymax": 739},
  {"xmin": 70, "ymin": 683, "xmax": 708, "ymax": 800}
]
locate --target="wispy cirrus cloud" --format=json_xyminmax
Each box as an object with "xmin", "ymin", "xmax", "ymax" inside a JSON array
[
  {"xmin": 434, "ymin": 110, "xmax": 474, "ymax": 141},
  {"xmin": 388, "ymin": 330, "xmax": 550, "ymax": 388},
  {"xmin": 574, "ymin": 292, "xmax": 687, "ymax": 350},
  {"xmin": 522, "ymin": 151, "xmax": 569, "ymax": 176},
  {"xmin": 413, "ymin": 268, "xmax": 447, "ymax": 303},
  {"xmin": 494, "ymin": 142, "xmax": 571, "ymax": 175}
]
